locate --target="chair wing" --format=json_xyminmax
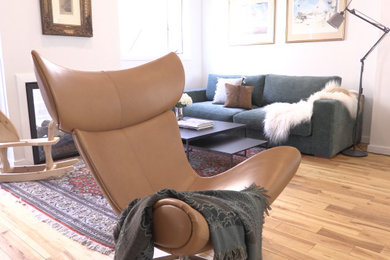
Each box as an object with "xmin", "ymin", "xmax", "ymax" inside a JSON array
[{"xmin": 31, "ymin": 51, "xmax": 185, "ymax": 133}]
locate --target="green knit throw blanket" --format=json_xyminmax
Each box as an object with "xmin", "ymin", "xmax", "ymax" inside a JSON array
[{"xmin": 113, "ymin": 184, "xmax": 270, "ymax": 260}]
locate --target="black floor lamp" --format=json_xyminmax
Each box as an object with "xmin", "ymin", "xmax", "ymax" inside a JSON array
[{"xmin": 327, "ymin": 0, "xmax": 389, "ymax": 157}]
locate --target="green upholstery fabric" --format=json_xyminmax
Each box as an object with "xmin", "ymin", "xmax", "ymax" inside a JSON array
[
  {"xmin": 290, "ymin": 121, "xmax": 312, "ymax": 137},
  {"xmin": 243, "ymin": 75, "xmax": 266, "ymax": 107},
  {"xmin": 232, "ymin": 108, "xmax": 266, "ymax": 130},
  {"xmin": 205, "ymin": 74, "xmax": 266, "ymax": 106},
  {"xmin": 184, "ymin": 88, "xmax": 207, "ymax": 103},
  {"xmin": 183, "ymin": 101, "xmax": 245, "ymax": 122},
  {"xmin": 286, "ymin": 99, "xmax": 356, "ymax": 157},
  {"xmin": 263, "ymin": 74, "xmax": 342, "ymax": 105},
  {"xmin": 232, "ymin": 108, "xmax": 312, "ymax": 137},
  {"xmin": 244, "ymin": 100, "xmax": 356, "ymax": 157},
  {"xmin": 183, "ymin": 73, "xmax": 358, "ymax": 158}
]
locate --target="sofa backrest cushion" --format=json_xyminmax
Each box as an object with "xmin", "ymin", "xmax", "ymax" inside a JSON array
[
  {"xmin": 263, "ymin": 74, "xmax": 342, "ymax": 105},
  {"xmin": 206, "ymin": 74, "xmax": 266, "ymax": 106},
  {"xmin": 244, "ymin": 75, "xmax": 266, "ymax": 107}
]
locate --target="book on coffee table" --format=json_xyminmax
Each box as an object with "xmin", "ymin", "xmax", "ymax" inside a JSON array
[{"xmin": 178, "ymin": 118, "xmax": 214, "ymax": 130}]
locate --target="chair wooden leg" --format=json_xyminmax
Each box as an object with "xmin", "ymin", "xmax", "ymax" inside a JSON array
[
  {"xmin": 0, "ymin": 148, "xmax": 10, "ymax": 173},
  {"xmin": 43, "ymin": 144, "xmax": 54, "ymax": 170}
]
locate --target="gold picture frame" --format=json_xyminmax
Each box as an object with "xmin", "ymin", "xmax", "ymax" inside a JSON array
[
  {"xmin": 229, "ymin": 0, "xmax": 275, "ymax": 45},
  {"xmin": 286, "ymin": 0, "xmax": 346, "ymax": 43},
  {"xmin": 40, "ymin": 0, "xmax": 93, "ymax": 37}
]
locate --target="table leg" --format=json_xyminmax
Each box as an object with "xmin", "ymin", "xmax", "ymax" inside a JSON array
[{"xmin": 186, "ymin": 140, "xmax": 190, "ymax": 159}]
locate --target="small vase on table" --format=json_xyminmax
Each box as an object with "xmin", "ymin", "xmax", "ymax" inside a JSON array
[
  {"xmin": 176, "ymin": 107, "xmax": 184, "ymax": 121},
  {"xmin": 176, "ymin": 93, "xmax": 192, "ymax": 121}
]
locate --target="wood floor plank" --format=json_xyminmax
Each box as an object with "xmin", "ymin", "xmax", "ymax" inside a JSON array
[
  {"xmin": 307, "ymin": 244, "xmax": 355, "ymax": 260},
  {"xmin": 317, "ymin": 228, "xmax": 384, "ymax": 253},
  {"xmin": 274, "ymin": 222, "xmax": 356, "ymax": 254},
  {"xmin": 349, "ymin": 246, "xmax": 389, "ymax": 260},
  {"xmin": 0, "ymin": 229, "xmax": 44, "ymax": 260}
]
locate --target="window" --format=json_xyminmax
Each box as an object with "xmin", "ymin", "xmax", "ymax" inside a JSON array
[{"xmin": 118, "ymin": 0, "xmax": 183, "ymax": 60}]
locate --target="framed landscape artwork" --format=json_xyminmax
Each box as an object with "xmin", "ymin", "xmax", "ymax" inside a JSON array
[
  {"xmin": 286, "ymin": 0, "xmax": 346, "ymax": 43},
  {"xmin": 229, "ymin": 0, "xmax": 275, "ymax": 45},
  {"xmin": 40, "ymin": 0, "xmax": 93, "ymax": 37}
]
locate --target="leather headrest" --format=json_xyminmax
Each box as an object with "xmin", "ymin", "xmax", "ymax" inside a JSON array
[{"xmin": 31, "ymin": 51, "xmax": 185, "ymax": 133}]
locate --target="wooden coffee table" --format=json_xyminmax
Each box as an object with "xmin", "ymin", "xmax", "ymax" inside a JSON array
[{"xmin": 179, "ymin": 118, "xmax": 267, "ymax": 167}]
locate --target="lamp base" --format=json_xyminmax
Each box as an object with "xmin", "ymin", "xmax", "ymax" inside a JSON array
[{"xmin": 342, "ymin": 148, "xmax": 368, "ymax": 157}]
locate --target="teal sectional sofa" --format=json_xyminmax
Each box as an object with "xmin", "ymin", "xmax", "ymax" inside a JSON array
[{"xmin": 183, "ymin": 74, "xmax": 362, "ymax": 158}]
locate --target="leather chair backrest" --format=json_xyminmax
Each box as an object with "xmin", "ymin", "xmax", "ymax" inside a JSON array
[{"xmin": 32, "ymin": 51, "xmax": 198, "ymax": 214}]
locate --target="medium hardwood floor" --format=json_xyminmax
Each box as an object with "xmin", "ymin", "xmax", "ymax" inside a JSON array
[{"xmin": 1, "ymin": 148, "xmax": 389, "ymax": 259}]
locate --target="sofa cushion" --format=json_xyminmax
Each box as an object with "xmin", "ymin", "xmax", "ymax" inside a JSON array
[
  {"xmin": 205, "ymin": 74, "xmax": 266, "ymax": 106},
  {"xmin": 213, "ymin": 77, "xmax": 244, "ymax": 104},
  {"xmin": 232, "ymin": 107, "xmax": 266, "ymax": 130},
  {"xmin": 233, "ymin": 108, "xmax": 312, "ymax": 137},
  {"xmin": 206, "ymin": 74, "xmax": 241, "ymax": 101},
  {"xmin": 184, "ymin": 101, "xmax": 245, "ymax": 122},
  {"xmin": 244, "ymin": 75, "xmax": 266, "ymax": 106},
  {"xmin": 263, "ymin": 74, "xmax": 342, "ymax": 105},
  {"xmin": 224, "ymin": 84, "xmax": 254, "ymax": 109}
]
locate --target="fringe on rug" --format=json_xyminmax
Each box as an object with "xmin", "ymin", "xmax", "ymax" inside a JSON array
[{"xmin": 0, "ymin": 187, "xmax": 114, "ymax": 255}]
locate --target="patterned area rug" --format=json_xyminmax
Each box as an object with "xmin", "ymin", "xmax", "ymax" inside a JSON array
[{"xmin": 0, "ymin": 147, "xmax": 263, "ymax": 254}]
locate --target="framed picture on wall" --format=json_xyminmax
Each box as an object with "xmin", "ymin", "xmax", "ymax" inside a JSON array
[
  {"xmin": 228, "ymin": 0, "xmax": 275, "ymax": 45},
  {"xmin": 286, "ymin": 0, "xmax": 346, "ymax": 43},
  {"xmin": 26, "ymin": 82, "xmax": 79, "ymax": 164},
  {"xmin": 39, "ymin": 0, "xmax": 93, "ymax": 37}
]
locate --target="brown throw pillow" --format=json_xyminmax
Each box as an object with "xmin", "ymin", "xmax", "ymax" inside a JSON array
[{"xmin": 224, "ymin": 83, "xmax": 254, "ymax": 109}]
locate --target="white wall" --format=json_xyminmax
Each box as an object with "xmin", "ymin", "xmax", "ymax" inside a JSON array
[
  {"xmin": 368, "ymin": 1, "xmax": 390, "ymax": 155},
  {"xmin": 120, "ymin": 0, "xmax": 203, "ymax": 90},
  {"xmin": 0, "ymin": 1, "xmax": 121, "ymax": 164},
  {"xmin": 201, "ymin": 0, "xmax": 385, "ymax": 144},
  {"xmin": 0, "ymin": 34, "xmax": 7, "ymax": 114}
]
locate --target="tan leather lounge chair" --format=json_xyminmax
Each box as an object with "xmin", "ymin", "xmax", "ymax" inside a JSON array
[{"xmin": 31, "ymin": 50, "xmax": 301, "ymax": 259}]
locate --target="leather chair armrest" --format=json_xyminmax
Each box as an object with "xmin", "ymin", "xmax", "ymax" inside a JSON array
[{"xmin": 153, "ymin": 198, "xmax": 210, "ymax": 256}]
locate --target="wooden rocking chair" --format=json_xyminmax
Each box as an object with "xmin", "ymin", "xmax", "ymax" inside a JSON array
[{"xmin": 0, "ymin": 110, "xmax": 77, "ymax": 182}]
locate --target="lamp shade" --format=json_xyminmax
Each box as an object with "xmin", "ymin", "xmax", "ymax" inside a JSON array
[{"xmin": 327, "ymin": 12, "xmax": 345, "ymax": 29}]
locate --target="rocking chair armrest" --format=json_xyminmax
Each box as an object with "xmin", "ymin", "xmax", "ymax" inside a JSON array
[
  {"xmin": 0, "ymin": 137, "xmax": 60, "ymax": 148},
  {"xmin": 153, "ymin": 198, "xmax": 210, "ymax": 256}
]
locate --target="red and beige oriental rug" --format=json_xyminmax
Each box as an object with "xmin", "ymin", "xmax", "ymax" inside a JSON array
[{"xmin": 0, "ymin": 147, "xmax": 263, "ymax": 254}]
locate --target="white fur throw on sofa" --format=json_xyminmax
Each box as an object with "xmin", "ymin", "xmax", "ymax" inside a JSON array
[{"xmin": 263, "ymin": 81, "xmax": 358, "ymax": 144}]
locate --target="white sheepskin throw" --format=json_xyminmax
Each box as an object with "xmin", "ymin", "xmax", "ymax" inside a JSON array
[{"xmin": 263, "ymin": 81, "xmax": 358, "ymax": 144}]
